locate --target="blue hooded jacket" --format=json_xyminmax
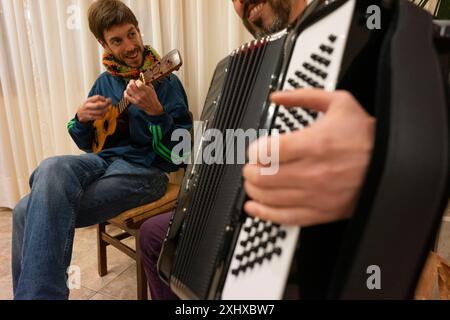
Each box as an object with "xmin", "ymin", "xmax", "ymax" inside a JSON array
[{"xmin": 68, "ymin": 72, "xmax": 192, "ymax": 172}]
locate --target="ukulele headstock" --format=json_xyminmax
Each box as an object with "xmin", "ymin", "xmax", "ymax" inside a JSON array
[{"xmin": 144, "ymin": 49, "xmax": 183, "ymax": 84}]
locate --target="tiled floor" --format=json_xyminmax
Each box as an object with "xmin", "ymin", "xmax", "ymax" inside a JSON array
[
  {"xmin": 0, "ymin": 208, "xmax": 138, "ymax": 300},
  {"xmin": 1, "ymin": 205, "xmax": 450, "ymax": 300}
]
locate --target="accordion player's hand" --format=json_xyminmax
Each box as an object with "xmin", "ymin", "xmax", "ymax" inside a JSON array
[{"xmin": 243, "ymin": 89, "xmax": 375, "ymax": 227}]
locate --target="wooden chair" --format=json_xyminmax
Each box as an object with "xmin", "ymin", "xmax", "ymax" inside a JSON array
[{"xmin": 96, "ymin": 173, "xmax": 182, "ymax": 300}]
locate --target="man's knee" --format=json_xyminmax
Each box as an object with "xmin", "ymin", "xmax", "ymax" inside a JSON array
[
  {"xmin": 36, "ymin": 157, "xmax": 73, "ymax": 176},
  {"xmin": 30, "ymin": 156, "xmax": 81, "ymax": 186}
]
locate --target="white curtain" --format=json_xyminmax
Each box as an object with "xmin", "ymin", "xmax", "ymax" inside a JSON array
[{"xmin": 0, "ymin": 0, "xmax": 252, "ymax": 209}]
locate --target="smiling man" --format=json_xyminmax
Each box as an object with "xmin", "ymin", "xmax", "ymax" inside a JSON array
[
  {"xmin": 103, "ymin": 25, "xmax": 144, "ymax": 68},
  {"xmin": 11, "ymin": 0, "xmax": 192, "ymax": 300},
  {"xmin": 232, "ymin": 0, "xmax": 307, "ymax": 38}
]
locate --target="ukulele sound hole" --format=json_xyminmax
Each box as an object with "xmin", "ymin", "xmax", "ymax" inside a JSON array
[{"xmin": 103, "ymin": 120, "xmax": 109, "ymax": 132}]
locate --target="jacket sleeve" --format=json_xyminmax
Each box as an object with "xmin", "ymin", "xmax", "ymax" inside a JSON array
[
  {"xmin": 67, "ymin": 83, "xmax": 100, "ymax": 153},
  {"xmin": 146, "ymin": 75, "xmax": 193, "ymax": 165}
]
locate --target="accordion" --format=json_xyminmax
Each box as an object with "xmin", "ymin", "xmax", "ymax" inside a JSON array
[{"xmin": 159, "ymin": 0, "xmax": 449, "ymax": 300}]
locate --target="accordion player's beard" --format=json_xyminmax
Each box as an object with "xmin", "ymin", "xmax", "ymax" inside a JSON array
[{"xmin": 243, "ymin": 0, "xmax": 291, "ymax": 38}]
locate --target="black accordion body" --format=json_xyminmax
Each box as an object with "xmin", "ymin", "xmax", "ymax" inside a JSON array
[{"xmin": 159, "ymin": 0, "xmax": 450, "ymax": 300}]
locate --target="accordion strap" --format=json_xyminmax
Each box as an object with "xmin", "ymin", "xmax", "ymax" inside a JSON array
[{"xmin": 331, "ymin": 0, "xmax": 450, "ymax": 299}]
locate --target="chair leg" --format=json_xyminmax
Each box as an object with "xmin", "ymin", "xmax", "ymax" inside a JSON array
[
  {"xmin": 97, "ymin": 223, "xmax": 108, "ymax": 277},
  {"xmin": 136, "ymin": 231, "xmax": 148, "ymax": 300}
]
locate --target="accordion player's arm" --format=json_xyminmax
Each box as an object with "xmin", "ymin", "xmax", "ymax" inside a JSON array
[{"xmin": 243, "ymin": 88, "xmax": 375, "ymax": 227}]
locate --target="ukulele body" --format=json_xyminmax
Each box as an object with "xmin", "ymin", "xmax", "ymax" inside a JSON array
[{"xmin": 93, "ymin": 105, "xmax": 119, "ymax": 153}]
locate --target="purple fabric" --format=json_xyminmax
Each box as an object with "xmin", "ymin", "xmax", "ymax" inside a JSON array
[{"xmin": 139, "ymin": 212, "xmax": 178, "ymax": 300}]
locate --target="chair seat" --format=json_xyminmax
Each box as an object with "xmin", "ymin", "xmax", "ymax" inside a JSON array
[{"xmin": 108, "ymin": 183, "xmax": 180, "ymax": 229}]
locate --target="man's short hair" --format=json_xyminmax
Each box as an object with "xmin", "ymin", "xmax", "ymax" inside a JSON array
[{"xmin": 88, "ymin": 0, "xmax": 139, "ymax": 43}]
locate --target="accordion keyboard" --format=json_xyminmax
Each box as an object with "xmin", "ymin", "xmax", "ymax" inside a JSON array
[{"xmin": 222, "ymin": 0, "xmax": 356, "ymax": 300}]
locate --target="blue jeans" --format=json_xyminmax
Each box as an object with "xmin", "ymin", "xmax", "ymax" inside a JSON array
[{"xmin": 12, "ymin": 154, "xmax": 168, "ymax": 300}]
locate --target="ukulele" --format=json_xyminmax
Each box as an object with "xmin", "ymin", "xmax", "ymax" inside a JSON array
[{"xmin": 92, "ymin": 49, "xmax": 183, "ymax": 153}]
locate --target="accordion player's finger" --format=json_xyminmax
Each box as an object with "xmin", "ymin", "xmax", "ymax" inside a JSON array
[
  {"xmin": 271, "ymin": 88, "xmax": 334, "ymax": 112},
  {"xmin": 247, "ymin": 128, "xmax": 318, "ymax": 165},
  {"xmin": 243, "ymin": 181, "xmax": 311, "ymax": 208},
  {"xmin": 244, "ymin": 201, "xmax": 329, "ymax": 227},
  {"xmin": 243, "ymin": 161, "xmax": 314, "ymax": 189}
]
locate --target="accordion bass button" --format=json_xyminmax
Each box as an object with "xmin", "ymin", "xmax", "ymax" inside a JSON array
[{"xmin": 278, "ymin": 230, "xmax": 287, "ymax": 239}]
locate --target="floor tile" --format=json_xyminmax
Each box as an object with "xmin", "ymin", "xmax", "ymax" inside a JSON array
[
  {"xmin": 69, "ymin": 286, "xmax": 97, "ymax": 300},
  {"xmin": 70, "ymin": 227, "xmax": 135, "ymax": 293},
  {"xmin": 0, "ymin": 255, "xmax": 12, "ymax": 282},
  {"xmin": 0, "ymin": 279, "xmax": 13, "ymax": 300},
  {"xmin": 98, "ymin": 265, "xmax": 138, "ymax": 300},
  {"xmin": 90, "ymin": 292, "xmax": 118, "ymax": 300}
]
